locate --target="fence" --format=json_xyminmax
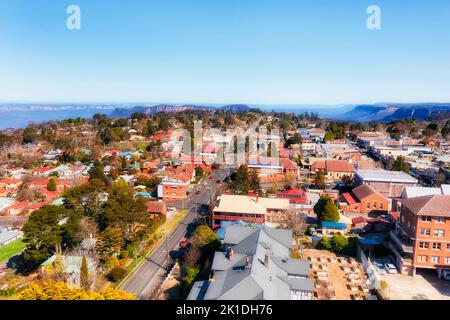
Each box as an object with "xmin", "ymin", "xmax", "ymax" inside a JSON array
[
  {"xmin": 356, "ymin": 244, "xmax": 381, "ymax": 291},
  {"xmin": 147, "ymin": 262, "xmax": 178, "ymax": 300}
]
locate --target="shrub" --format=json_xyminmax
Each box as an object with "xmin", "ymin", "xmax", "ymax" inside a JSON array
[
  {"xmin": 107, "ymin": 267, "xmax": 127, "ymax": 283},
  {"xmin": 126, "ymin": 243, "xmax": 139, "ymax": 258}
]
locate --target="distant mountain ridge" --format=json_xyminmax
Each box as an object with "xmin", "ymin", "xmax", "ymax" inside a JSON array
[
  {"xmin": 109, "ymin": 104, "xmax": 251, "ymax": 118},
  {"xmin": 334, "ymin": 103, "xmax": 450, "ymax": 122}
]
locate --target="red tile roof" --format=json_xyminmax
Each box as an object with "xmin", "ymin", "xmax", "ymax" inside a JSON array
[
  {"xmin": 6, "ymin": 201, "xmax": 29, "ymax": 210},
  {"xmin": 147, "ymin": 201, "xmax": 167, "ymax": 214},
  {"xmin": 312, "ymin": 160, "xmax": 354, "ymax": 173},
  {"xmin": 400, "ymin": 195, "xmax": 450, "ymax": 217},
  {"xmin": 0, "ymin": 178, "xmax": 22, "ymax": 185},
  {"xmin": 343, "ymin": 192, "xmax": 358, "ymax": 205}
]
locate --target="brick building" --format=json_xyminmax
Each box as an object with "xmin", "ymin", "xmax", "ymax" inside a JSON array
[
  {"xmin": 342, "ymin": 184, "xmax": 390, "ymax": 215},
  {"xmin": 388, "ymin": 194, "xmax": 450, "ymax": 277}
]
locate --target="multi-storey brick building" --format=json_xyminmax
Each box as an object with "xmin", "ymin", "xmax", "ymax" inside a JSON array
[
  {"xmin": 342, "ymin": 184, "xmax": 390, "ymax": 215},
  {"xmin": 388, "ymin": 194, "xmax": 450, "ymax": 277}
]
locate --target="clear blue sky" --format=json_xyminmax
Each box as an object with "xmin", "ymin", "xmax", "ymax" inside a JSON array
[{"xmin": 1, "ymin": 0, "xmax": 450, "ymax": 105}]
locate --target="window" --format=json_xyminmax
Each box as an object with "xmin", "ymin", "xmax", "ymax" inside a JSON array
[
  {"xmin": 434, "ymin": 229, "xmax": 445, "ymax": 237},
  {"xmin": 366, "ymin": 202, "xmax": 370, "ymax": 209},
  {"xmin": 380, "ymin": 202, "xmax": 384, "ymax": 209},
  {"xmin": 432, "ymin": 243, "xmax": 441, "ymax": 250},
  {"xmin": 430, "ymin": 256, "xmax": 439, "ymax": 263},
  {"xmin": 373, "ymin": 201, "xmax": 377, "ymax": 209},
  {"xmin": 420, "ymin": 229, "xmax": 431, "ymax": 236},
  {"xmin": 445, "ymin": 257, "xmax": 450, "ymax": 264},
  {"xmin": 447, "ymin": 244, "xmax": 450, "ymax": 251},
  {"xmin": 418, "ymin": 255, "xmax": 427, "ymax": 263},
  {"xmin": 421, "ymin": 216, "xmax": 431, "ymax": 222},
  {"xmin": 435, "ymin": 217, "xmax": 445, "ymax": 223},
  {"xmin": 419, "ymin": 242, "xmax": 429, "ymax": 249}
]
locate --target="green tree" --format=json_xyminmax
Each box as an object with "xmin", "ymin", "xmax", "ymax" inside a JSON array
[
  {"xmin": 47, "ymin": 177, "xmax": 57, "ymax": 192},
  {"xmin": 392, "ymin": 156, "xmax": 410, "ymax": 173},
  {"xmin": 331, "ymin": 234, "xmax": 348, "ymax": 253},
  {"xmin": 88, "ymin": 161, "xmax": 107, "ymax": 184},
  {"xmin": 286, "ymin": 133, "xmax": 302, "ymax": 147},
  {"xmin": 80, "ymin": 256, "xmax": 89, "ymax": 290},
  {"xmin": 249, "ymin": 169, "xmax": 262, "ymax": 195},
  {"xmin": 96, "ymin": 226, "xmax": 123, "ymax": 262},
  {"xmin": 192, "ymin": 225, "xmax": 220, "ymax": 254},
  {"xmin": 314, "ymin": 195, "xmax": 340, "ymax": 222},
  {"xmin": 322, "ymin": 200, "xmax": 340, "ymax": 222},
  {"xmin": 158, "ymin": 117, "xmax": 170, "ymax": 131},
  {"xmin": 315, "ymin": 169, "xmax": 326, "ymax": 190},
  {"xmin": 231, "ymin": 164, "xmax": 251, "ymax": 195},
  {"xmin": 102, "ymin": 180, "xmax": 150, "ymax": 241},
  {"xmin": 22, "ymin": 205, "xmax": 79, "ymax": 270},
  {"xmin": 323, "ymin": 131, "xmax": 335, "ymax": 142},
  {"xmin": 22, "ymin": 126, "xmax": 37, "ymax": 144},
  {"xmin": 318, "ymin": 237, "xmax": 332, "ymax": 250}
]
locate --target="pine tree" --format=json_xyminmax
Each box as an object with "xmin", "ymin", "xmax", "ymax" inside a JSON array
[
  {"xmin": 47, "ymin": 177, "xmax": 57, "ymax": 192},
  {"xmin": 80, "ymin": 256, "xmax": 89, "ymax": 290},
  {"xmin": 315, "ymin": 169, "xmax": 326, "ymax": 189},
  {"xmin": 249, "ymin": 169, "xmax": 262, "ymax": 195}
]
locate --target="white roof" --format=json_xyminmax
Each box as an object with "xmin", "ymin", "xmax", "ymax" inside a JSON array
[
  {"xmin": 402, "ymin": 187, "xmax": 441, "ymax": 199},
  {"xmin": 356, "ymin": 170, "xmax": 418, "ymax": 184},
  {"xmin": 0, "ymin": 197, "xmax": 16, "ymax": 211},
  {"xmin": 213, "ymin": 195, "xmax": 289, "ymax": 215},
  {"xmin": 440, "ymin": 184, "xmax": 450, "ymax": 195},
  {"xmin": 402, "ymin": 184, "xmax": 450, "ymax": 198}
]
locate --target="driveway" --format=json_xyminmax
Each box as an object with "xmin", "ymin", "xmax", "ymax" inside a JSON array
[{"xmin": 380, "ymin": 269, "xmax": 450, "ymax": 300}]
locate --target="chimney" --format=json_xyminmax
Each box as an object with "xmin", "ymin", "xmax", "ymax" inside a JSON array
[
  {"xmin": 264, "ymin": 254, "xmax": 269, "ymax": 268},
  {"xmin": 256, "ymin": 194, "xmax": 259, "ymax": 203},
  {"xmin": 248, "ymin": 190, "xmax": 254, "ymax": 196},
  {"xmin": 229, "ymin": 248, "xmax": 234, "ymax": 260},
  {"xmin": 245, "ymin": 256, "xmax": 251, "ymax": 269}
]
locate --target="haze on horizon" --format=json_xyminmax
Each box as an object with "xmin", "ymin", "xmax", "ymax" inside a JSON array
[{"xmin": 1, "ymin": 0, "xmax": 450, "ymax": 105}]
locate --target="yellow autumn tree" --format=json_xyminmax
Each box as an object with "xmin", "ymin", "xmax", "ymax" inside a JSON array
[{"xmin": 18, "ymin": 281, "xmax": 135, "ymax": 300}]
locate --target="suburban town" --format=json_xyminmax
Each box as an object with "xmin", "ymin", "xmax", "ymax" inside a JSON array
[{"xmin": 0, "ymin": 108, "xmax": 449, "ymax": 300}]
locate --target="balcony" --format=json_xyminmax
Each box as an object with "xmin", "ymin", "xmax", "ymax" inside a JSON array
[{"xmin": 389, "ymin": 230, "xmax": 414, "ymax": 254}]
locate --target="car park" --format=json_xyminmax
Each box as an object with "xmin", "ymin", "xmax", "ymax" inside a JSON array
[
  {"xmin": 442, "ymin": 270, "xmax": 450, "ymax": 281},
  {"xmin": 373, "ymin": 261, "xmax": 386, "ymax": 275}
]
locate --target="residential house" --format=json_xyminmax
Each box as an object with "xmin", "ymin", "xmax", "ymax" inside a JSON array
[
  {"xmin": 0, "ymin": 229, "xmax": 23, "ymax": 247},
  {"xmin": 0, "ymin": 178, "xmax": 23, "ymax": 197},
  {"xmin": 311, "ymin": 160, "xmax": 354, "ymax": 180},
  {"xmin": 146, "ymin": 201, "xmax": 167, "ymax": 219},
  {"xmin": 188, "ymin": 225, "xmax": 314, "ymax": 300}
]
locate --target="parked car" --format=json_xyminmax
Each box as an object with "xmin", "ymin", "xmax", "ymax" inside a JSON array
[
  {"xmin": 442, "ymin": 270, "xmax": 450, "ymax": 281},
  {"xmin": 384, "ymin": 263, "xmax": 398, "ymax": 274},
  {"xmin": 350, "ymin": 228, "xmax": 367, "ymax": 236},
  {"xmin": 373, "ymin": 262, "xmax": 386, "ymax": 275}
]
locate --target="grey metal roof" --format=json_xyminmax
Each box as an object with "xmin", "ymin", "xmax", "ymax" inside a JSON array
[
  {"xmin": 270, "ymin": 256, "xmax": 310, "ymax": 277},
  {"xmin": 0, "ymin": 230, "xmax": 23, "ymax": 245},
  {"xmin": 355, "ymin": 169, "xmax": 418, "ymax": 184},
  {"xmin": 188, "ymin": 225, "xmax": 313, "ymax": 300},
  {"xmin": 281, "ymin": 276, "xmax": 315, "ymax": 292},
  {"xmin": 223, "ymin": 224, "xmax": 259, "ymax": 245}
]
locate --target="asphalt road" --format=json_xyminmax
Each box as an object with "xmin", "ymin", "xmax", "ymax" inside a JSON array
[{"xmin": 121, "ymin": 168, "xmax": 229, "ymax": 299}]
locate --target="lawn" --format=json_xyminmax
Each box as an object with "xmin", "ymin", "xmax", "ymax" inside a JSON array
[{"xmin": 0, "ymin": 239, "xmax": 27, "ymax": 263}]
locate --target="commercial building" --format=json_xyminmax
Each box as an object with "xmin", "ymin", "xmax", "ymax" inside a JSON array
[
  {"xmin": 388, "ymin": 195, "xmax": 450, "ymax": 277},
  {"xmin": 354, "ymin": 169, "xmax": 418, "ymax": 198},
  {"xmin": 212, "ymin": 194, "xmax": 289, "ymax": 228}
]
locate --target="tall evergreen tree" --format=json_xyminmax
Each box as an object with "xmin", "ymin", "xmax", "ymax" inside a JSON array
[{"xmin": 80, "ymin": 256, "xmax": 89, "ymax": 290}]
